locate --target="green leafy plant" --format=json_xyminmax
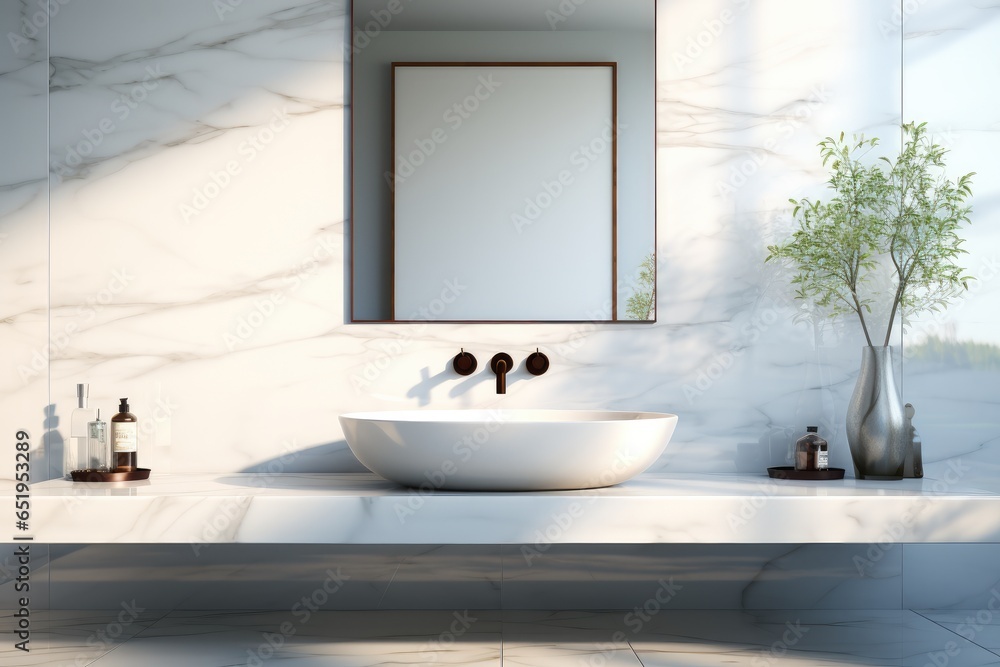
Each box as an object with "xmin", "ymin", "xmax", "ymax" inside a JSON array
[
  {"xmin": 625, "ymin": 253, "xmax": 656, "ymax": 320},
  {"xmin": 766, "ymin": 122, "xmax": 974, "ymax": 346}
]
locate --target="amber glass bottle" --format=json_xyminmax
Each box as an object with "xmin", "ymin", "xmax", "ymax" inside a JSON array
[
  {"xmin": 794, "ymin": 426, "xmax": 828, "ymax": 471},
  {"xmin": 111, "ymin": 397, "xmax": 138, "ymax": 471}
]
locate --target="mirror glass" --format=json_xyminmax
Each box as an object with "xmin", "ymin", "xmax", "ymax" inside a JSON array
[{"xmin": 351, "ymin": 0, "xmax": 655, "ymax": 322}]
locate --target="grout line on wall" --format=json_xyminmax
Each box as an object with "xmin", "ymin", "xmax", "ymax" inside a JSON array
[
  {"xmin": 899, "ymin": 0, "xmax": 906, "ymax": 403},
  {"xmin": 499, "ymin": 544, "xmax": 504, "ymax": 610}
]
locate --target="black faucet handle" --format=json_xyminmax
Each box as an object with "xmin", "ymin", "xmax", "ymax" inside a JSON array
[
  {"xmin": 526, "ymin": 349, "xmax": 549, "ymax": 376},
  {"xmin": 453, "ymin": 349, "xmax": 478, "ymax": 376}
]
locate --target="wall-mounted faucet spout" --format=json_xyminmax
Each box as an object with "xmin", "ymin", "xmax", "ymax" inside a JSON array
[{"xmin": 490, "ymin": 353, "xmax": 513, "ymax": 394}]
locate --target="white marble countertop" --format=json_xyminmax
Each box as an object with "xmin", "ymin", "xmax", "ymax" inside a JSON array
[{"xmin": 4, "ymin": 471, "xmax": 998, "ymax": 544}]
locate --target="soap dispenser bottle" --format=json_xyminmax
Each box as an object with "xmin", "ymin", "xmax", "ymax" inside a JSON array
[
  {"xmin": 794, "ymin": 426, "xmax": 828, "ymax": 471},
  {"xmin": 111, "ymin": 398, "xmax": 138, "ymax": 471}
]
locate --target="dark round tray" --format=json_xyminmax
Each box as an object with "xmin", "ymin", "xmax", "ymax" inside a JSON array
[
  {"xmin": 767, "ymin": 466, "xmax": 845, "ymax": 481},
  {"xmin": 71, "ymin": 468, "xmax": 151, "ymax": 482}
]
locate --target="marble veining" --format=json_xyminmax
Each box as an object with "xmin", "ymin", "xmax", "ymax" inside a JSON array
[
  {"xmin": 10, "ymin": 542, "xmax": 898, "ymax": 613},
  {"xmin": 8, "ymin": 471, "xmax": 1000, "ymax": 544}
]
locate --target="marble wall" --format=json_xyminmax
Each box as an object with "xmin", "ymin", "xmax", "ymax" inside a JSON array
[
  {"xmin": 28, "ymin": 543, "xmax": 904, "ymax": 611},
  {"xmin": 1, "ymin": 0, "xmax": 49, "ymax": 480},
  {"xmin": 901, "ymin": 0, "xmax": 1000, "ymax": 493},
  {"xmin": 1, "ymin": 0, "xmax": 999, "ymax": 612}
]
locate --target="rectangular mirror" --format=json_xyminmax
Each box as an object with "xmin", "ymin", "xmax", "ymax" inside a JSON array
[
  {"xmin": 351, "ymin": 0, "xmax": 655, "ymax": 322},
  {"xmin": 393, "ymin": 62, "xmax": 616, "ymax": 320}
]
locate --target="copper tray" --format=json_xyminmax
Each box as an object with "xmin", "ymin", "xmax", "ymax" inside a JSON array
[
  {"xmin": 767, "ymin": 466, "xmax": 845, "ymax": 481},
  {"xmin": 71, "ymin": 468, "xmax": 151, "ymax": 482}
]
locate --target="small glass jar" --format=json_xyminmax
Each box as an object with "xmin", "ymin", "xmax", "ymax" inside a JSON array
[
  {"xmin": 795, "ymin": 426, "xmax": 828, "ymax": 471},
  {"xmin": 87, "ymin": 411, "xmax": 109, "ymax": 472}
]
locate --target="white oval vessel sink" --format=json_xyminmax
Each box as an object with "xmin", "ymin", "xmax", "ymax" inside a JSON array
[{"xmin": 339, "ymin": 410, "xmax": 678, "ymax": 491}]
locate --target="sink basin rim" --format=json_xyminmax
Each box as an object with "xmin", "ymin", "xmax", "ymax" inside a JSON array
[{"xmin": 339, "ymin": 409, "xmax": 677, "ymax": 424}]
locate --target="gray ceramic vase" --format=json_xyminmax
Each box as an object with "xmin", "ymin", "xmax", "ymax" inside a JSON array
[{"xmin": 846, "ymin": 346, "xmax": 907, "ymax": 480}]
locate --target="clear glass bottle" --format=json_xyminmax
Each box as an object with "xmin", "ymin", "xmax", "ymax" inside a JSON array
[
  {"xmin": 87, "ymin": 409, "xmax": 109, "ymax": 472},
  {"xmin": 68, "ymin": 383, "xmax": 98, "ymax": 477},
  {"xmin": 795, "ymin": 426, "xmax": 829, "ymax": 471}
]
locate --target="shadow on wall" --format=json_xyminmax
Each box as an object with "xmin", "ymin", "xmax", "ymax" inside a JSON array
[
  {"xmin": 238, "ymin": 440, "xmax": 369, "ymax": 476},
  {"xmin": 405, "ymin": 358, "xmax": 514, "ymax": 407},
  {"xmin": 41, "ymin": 404, "xmax": 64, "ymax": 482}
]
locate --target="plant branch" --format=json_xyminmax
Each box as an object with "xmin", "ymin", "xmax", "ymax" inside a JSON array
[{"xmin": 768, "ymin": 122, "xmax": 974, "ymax": 349}]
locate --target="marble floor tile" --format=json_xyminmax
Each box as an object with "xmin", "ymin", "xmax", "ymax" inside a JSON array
[
  {"xmin": 500, "ymin": 611, "xmax": 644, "ymax": 666},
  {"xmin": 920, "ymin": 610, "xmax": 1000, "ymax": 655},
  {"xmin": 86, "ymin": 634, "xmax": 503, "ymax": 667},
  {"xmin": 502, "ymin": 643, "xmax": 642, "ymax": 667},
  {"xmin": 0, "ymin": 609, "xmax": 167, "ymax": 667},
  {"xmin": 630, "ymin": 610, "xmax": 1000, "ymax": 666},
  {"xmin": 9, "ymin": 609, "xmax": 1000, "ymax": 666}
]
